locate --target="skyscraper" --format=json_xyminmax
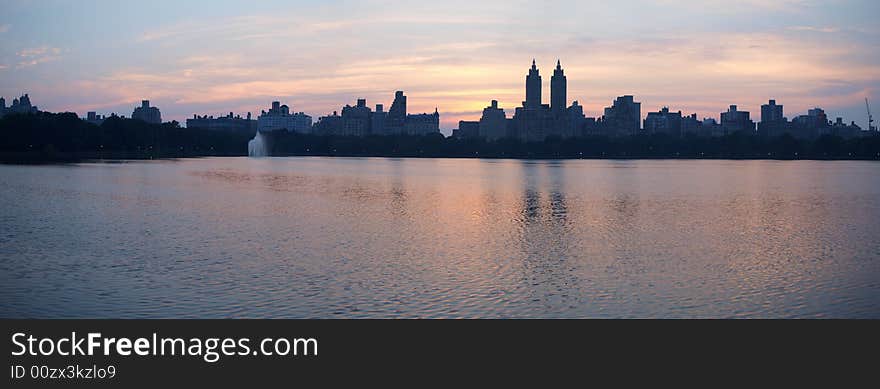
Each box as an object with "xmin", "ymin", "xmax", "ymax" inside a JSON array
[
  {"xmin": 602, "ymin": 96, "xmax": 641, "ymax": 135},
  {"xmin": 551, "ymin": 60, "xmax": 567, "ymax": 114},
  {"xmin": 341, "ymin": 98, "xmax": 372, "ymax": 136},
  {"xmin": 371, "ymin": 104, "xmax": 386, "ymax": 135},
  {"xmin": 257, "ymin": 101, "xmax": 312, "ymax": 132},
  {"xmin": 132, "ymin": 100, "xmax": 162, "ymax": 124},
  {"xmin": 318, "ymin": 90, "xmax": 438, "ymax": 137},
  {"xmin": 720, "ymin": 105, "xmax": 755, "ymax": 134},
  {"xmin": 512, "ymin": 59, "xmax": 584, "ymax": 141},
  {"xmin": 387, "ymin": 91, "xmax": 407, "ymax": 133},
  {"xmin": 525, "ymin": 59, "xmax": 541, "ymax": 109},
  {"xmin": 1, "ymin": 94, "xmax": 39, "ymax": 116},
  {"xmin": 479, "ymin": 100, "xmax": 507, "ymax": 141},
  {"xmin": 759, "ymin": 99, "xmax": 786, "ymax": 137},
  {"xmin": 644, "ymin": 107, "xmax": 683, "ymax": 136},
  {"xmin": 761, "ymin": 99, "xmax": 784, "ymax": 124}
]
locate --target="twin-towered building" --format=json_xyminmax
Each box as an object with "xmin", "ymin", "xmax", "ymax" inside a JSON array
[
  {"xmin": 510, "ymin": 59, "xmax": 583, "ymax": 141},
  {"xmin": 514, "ymin": 59, "xmax": 593, "ymax": 141},
  {"xmin": 28, "ymin": 59, "xmax": 871, "ymax": 141},
  {"xmin": 454, "ymin": 60, "xmax": 869, "ymax": 141},
  {"xmin": 464, "ymin": 60, "xmax": 634, "ymax": 141}
]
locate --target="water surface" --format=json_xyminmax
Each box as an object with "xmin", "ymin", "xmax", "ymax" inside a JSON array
[{"xmin": 1, "ymin": 158, "xmax": 878, "ymax": 318}]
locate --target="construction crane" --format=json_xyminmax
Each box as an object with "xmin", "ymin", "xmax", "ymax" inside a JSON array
[{"xmin": 868, "ymin": 98, "xmax": 877, "ymax": 131}]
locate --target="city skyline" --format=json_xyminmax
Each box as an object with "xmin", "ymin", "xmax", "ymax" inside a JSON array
[
  {"xmin": 1, "ymin": 1, "xmax": 878, "ymax": 134},
  {"xmin": 4, "ymin": 60, "xmax": 871, "ymax": 140}
]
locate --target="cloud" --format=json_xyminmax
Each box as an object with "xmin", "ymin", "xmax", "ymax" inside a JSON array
[
  {"xmin": 17, "ymin": 46, "xmax": 60, "ymax": 57},
  {"xmin": 10, "ymin": 1, "xmax": 877, "ymax": 130},
  {"xmin": 66, "ymin": 25, "xmax": 880, "ymax": 129},
  {"xmin": 788, "ymin": 26, "xmax": 840, "ymax": 33},
  {"xmin": 654, "ymin": 0, "xmax": 812, "ymax": 13},
  {"xmin": 16, "ymin": 46, "xmax": 62, "ymax": 68},
  {"xmin": 0, "ymin": 24, "xmax": 10, "ymax": 33},
  {"xmin": 136, "ymin": 9, "xmax": 508, "ymax": 45}
]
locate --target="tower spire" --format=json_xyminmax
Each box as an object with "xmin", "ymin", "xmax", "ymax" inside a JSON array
[
  {"xmin": 551, "ymin": 58, "xmax": 567, "ymax": 114},
  {"xmin": 525, "ymin": 59, "xmax": 542, "ymax": 109}
]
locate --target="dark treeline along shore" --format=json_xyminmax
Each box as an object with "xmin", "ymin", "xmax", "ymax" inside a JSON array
[
  {"xmin": 0, "ymin": 112, "xmax": 252, "ymax": 162},
  {"xmin": 2, "ymin": 111, "xmax": 880, "ymax": 162}
]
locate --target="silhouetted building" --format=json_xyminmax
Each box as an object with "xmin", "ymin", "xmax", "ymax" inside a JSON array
[
  {"xmin": 389, "ymin": 91, "xmax": 441, "ymax": 135},
  {"xmin": 582, "ymin": 117, "xmax": 600, "ymax": 136},
  {"xmin": 479, "ymin": 100, "xmax": 507, "ymax": 140},
  {"xmin": 790, "ymin": 107, "xmax": 829, "ymax": 139},
  {"xmin": 602, "ymin": 95, "xmax": 641, "ymax": 136},
  {"xmin": 805, "ymin": 108, "xmax": 829, "ymax": 128},
  {"xmin": 341, "ymin": 98, "xmax": 372, "ymax": 136},
  {"xmin": 706, "ymin": 118, "xmax": 724, "ymax": 136},
  {"xmin": 814, "ymin": 113, "xmax": 853, "ymax": 139},
  {"xmin": 644, "ymin": 107, "xmax": 682, "ymax": 136},
  {"xmin": 757, "ymin": 104, "xmax": 862, "ymax": 140},
  {"xmin": 187, "ymin": 112, "xmax": 256, "ymax": 134},
  {"xmin": 453, "ymin": 120, "xmax": 479, "ymax": 139},
  {"xmin": 720, "ymin": 105, "xmax": 755, "ymax": 134},
  {"xmin": 504, "ymin": 60, "xmax": 589, "ymax": 140},
  {"xmin": 761, "ymin": 99, "xmax": 784, "ymax": 123},
  {"xmin": 512, "ymin": 102, "xmax": 555, "ymax": 141},
  {"xmin": 84, "ymin": 111, "xmax": 109, "ymax": 126},
  {"xmin": 404, "ymin": 108, "xmax": 440, "ymax": 135},
  {"xmin": 829, "ymin": 117, "xmax": 864, "ymax": 139},
  {"xmin": 387, "ymin": 91, "xmax": 407, "ymax": 134},
  {"xmin": 512, "ymin": 60, "xmax": 565, "ymax": 142},
  {"xmin": 1, "ymin": 94, "xmax": 39, "ymax": 117},
  {"xmin": 549, "ymin": 61, "xmax": 586, "ymax": 138},
  {"xmin": 758, "ymin": 99, "xmax": 787, "ymax": 137},
  {"xmin": 565, "ymin": 100, "xmax": 586, "ymax": 138},
  {"xmin": 681, "ymin": 113, "xmax": 701, "ymax": 135},
  {"xmin": 525, "ymin": 59, "xmax": 542, "ymax": 109},
  {"xmin": 371, "ymin": 104, "xmax": 387, "ymax": 135},
  {"xmin": 132, "ymin": 100, "xmax": 162, "ymax": 124},
  {"xmin": 316, "ymin": 91, "xmax": 438, "ymax": 137},
  {"xmin": 258, "ymin": 101, "xmax": 312, "ymax": 132},
  {"xmin": 680, "ymin": 112, "xmax": 734, "ymax": 138},
  {"xmin": 516, "ymin": 59, "xmax": 548, "ymax": 140},
  {"xmin": 313, "ymin": 111, "xmax": 342, "ymax": 135},
  {"xmin": 551, "ymin": 60, "xmax": 567, "ymax": 114}
]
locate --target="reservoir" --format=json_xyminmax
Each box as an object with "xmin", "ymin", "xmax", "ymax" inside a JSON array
[{"xmin": 1, "ymin": 157, "xmax": 878, "ymax": 318}]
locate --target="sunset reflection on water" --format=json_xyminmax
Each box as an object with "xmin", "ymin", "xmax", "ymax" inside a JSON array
[{"xmin": 1, "ymin": 158, "xmax": 878, "ymax": 318}]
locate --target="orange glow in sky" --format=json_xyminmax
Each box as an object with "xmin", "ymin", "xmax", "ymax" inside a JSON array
[{"xmin": 1, "ymin": 1, "xmax": 878, "ymax": 133}]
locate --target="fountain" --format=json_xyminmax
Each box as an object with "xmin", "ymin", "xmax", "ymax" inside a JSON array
[{"xmin": 248, "ymin": 131, "xmax": 269, "ymax": 157}]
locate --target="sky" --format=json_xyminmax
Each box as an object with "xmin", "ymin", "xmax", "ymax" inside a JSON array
[{"xmin": 1, "ymin": 0, "xmax": 879, "ymax": 134}]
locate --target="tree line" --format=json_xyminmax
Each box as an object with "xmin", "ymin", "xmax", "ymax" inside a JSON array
[
  {"xmin": 0, "ymin": 112, "xmax": 252, "ymax": 161},
  {"xmin": 2, "ymin": 111, "xmax": 879, "ymax": 161}
]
